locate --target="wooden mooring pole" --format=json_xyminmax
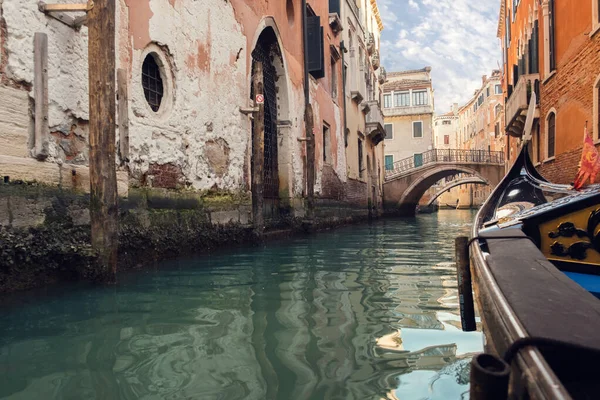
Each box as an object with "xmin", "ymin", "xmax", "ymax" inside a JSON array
[
  {"xmin": 252, "ymin": 61, "xmax": 265, "ymax": 237},
  {"xmin": 88, "ymin": 0, "xmax": 118, "ymax": 282},
  {"xmin": 456, "ymin": 236, "xmax": 476, "ymax": 331},
  {"xmin": 305, "ymin": 104, "xmax": 315, "ymax": 220}
]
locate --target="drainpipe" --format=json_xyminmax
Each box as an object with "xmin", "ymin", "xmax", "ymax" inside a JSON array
[
  {"xmin": 341, "ymin": 40, "xmax": 348, "ymax": 148},
  {"xmin": 301, "ymin": 0, "xmax": 315, "ymax": 219}
]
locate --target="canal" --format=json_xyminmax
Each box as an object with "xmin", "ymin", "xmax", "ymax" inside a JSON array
[{"xmin": 0, "ymin": 210, "xmax": 482, "ymax": 400}]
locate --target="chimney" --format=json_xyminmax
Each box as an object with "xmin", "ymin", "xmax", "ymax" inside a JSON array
[
  {"xmin": 482, "ymin": 75, "xmax": 487, "ymax": 85},
  {"xmin": 452, "ymin": 103, "xmax": 459, "ymax": 115}
]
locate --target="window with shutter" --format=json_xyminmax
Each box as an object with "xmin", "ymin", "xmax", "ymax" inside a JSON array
[
  {"xmin": 383, "ymin": 94, "xmax": 392, "ymax": 108},
  {"xmin": 384, "ymin": 155, "xmax": 394, "ymax": 170},
  {"xmin": 549, "ymin": 0, "xmax": 556, "ymax": 71},
  {"xmin": 531, "ymin": 20, "xmax": 539, "ymax": 73},
  {"xmin": 307, "ymin": 15, "xmax": 325, "ymax": 79},
  {"xmin": 384, "ymin": 124, "xmax": 393, "ymax": 139},
  {"xmin": 394, "ymin": 91, "xmax": 410, "ymax": 107},
  {"xmin": 329, "ymin": 0, "xmax": 341, "ymax": 15},
  {"xmin": 412, "ymin": 90, "xmax": 428, "ymax": 106},
  {"xmin": 444, "ymin": 135, "xmax": 449, "ymax": 145},
  {"xmin": 413, "ymin": 121, "xmax": 423, "ymax": 138}
]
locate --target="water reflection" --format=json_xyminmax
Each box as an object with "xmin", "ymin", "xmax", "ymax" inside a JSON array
[{"xmin": 0, "ymin": 210, "xmax": 481, "ymax": 399}]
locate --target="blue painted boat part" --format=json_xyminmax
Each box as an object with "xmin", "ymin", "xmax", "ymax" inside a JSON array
[{"xmin": 563, "ymin": 271, "xmax": 600, "ymax": 298}]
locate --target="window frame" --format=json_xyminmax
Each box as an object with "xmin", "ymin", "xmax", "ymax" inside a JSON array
[
  {"xmin": 384, "ymin": 123, "xmax": 394, "ymax": 140},
  {"xmin": 593, "ymin": 0, "xmax": 600, "ymax": 34},
  {"xmin": 358, "ymin": 137, "xmax": 364, "ymax": 178},
  {"xmin": 142, "ymin": 53, "xmax": 165, "ymax": 113},
  {"xmin": 495, "ymin": 84, "xmax": 502, "ymax": 94},
  {"xmin": 384, "ymin": 155, "xmax": 394, "ymax": 171},
  {"xmin": 383, "ymin": 93, "xmax": 392, "ymax": 108},
  {"xmin": 323, "ymin": 123, "xmax": 331, "ymax": 164},
  {"xmin": 394, "ymin": 91, "xmax": 410, "ymax": 107},
  {"xmin": 412, "ymin": 90, "xmax": 428, "ymax": 106},
  {"xmin": 412, "ymin": 120, "xmax": 424, "ymax": 138},
  {"xmin": 444, "ymin": 135, "xmax": 450, "ymax": 145},
  {"xmin": 330, "ymin": 56, "xmax": 338, "ymax": 100}
]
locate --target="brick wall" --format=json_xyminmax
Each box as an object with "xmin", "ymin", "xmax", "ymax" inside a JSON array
[
  {"xmin": 537, "ymin": 30, "xmax": 600, "ymax": 183},
  {"xmin": 346, "ymin": 178, "xmax": 368, "ymax": 207},
  {"xmin": 320, "ymin": 165, "xmax": 345, "ymax": 200},
  {"xmin": 537, "ymin": 146, "xmax": 581, "ymax": 185}
]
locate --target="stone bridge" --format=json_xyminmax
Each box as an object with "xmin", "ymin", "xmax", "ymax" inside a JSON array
[
  {"xmin": 425, "ymin": 176, "xmax": 488, "ymax": 207},
  {"xmin": 383, "ymin": 149, "xmax": 505, "ymax": 215}
]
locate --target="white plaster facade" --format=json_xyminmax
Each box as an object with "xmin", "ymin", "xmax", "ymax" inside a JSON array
[{"xmin": 382, "ymin": 67, "xmax": 435, "ymax": 169}]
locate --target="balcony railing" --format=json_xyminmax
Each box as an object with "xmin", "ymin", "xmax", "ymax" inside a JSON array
[
  {"xmin": 505, "ymin": 73, "xmax": 540, "ymax": 136},
  {"xmin": 385, "ymin": 149, "xmax": 505, "ymax": 180}
]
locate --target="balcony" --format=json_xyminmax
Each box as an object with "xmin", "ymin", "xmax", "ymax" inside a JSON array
[
  {"xmin": 383, "ymin": 104, "xmax": 433, "ymax": 117},
  {"xmin": 372, "ymin": 50, "xmax": 380, "ymax": 70},
  {"xmin": 365, "ymin": 100, "xmax": 385, "ymax": 146},
  {"xmin": 505, "ymin": 74, "xmax": 540, "ymax": 137},
  {"xmin": 366, "ymin": 32, "xmax": 375, "ymax": 55},
  {"xmin": 378, "ymin": 66, "xmax": 387, "ymax": 84}
]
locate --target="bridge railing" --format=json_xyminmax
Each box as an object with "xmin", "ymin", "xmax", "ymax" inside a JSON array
[{"xmin": 385, "ymin": 149, "xmax": 505, "ymax": 179}]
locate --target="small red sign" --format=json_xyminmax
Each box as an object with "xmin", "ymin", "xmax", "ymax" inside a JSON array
[{"xmin": 255, "ymin": 94, "xmax": 265, "ymax": 104}]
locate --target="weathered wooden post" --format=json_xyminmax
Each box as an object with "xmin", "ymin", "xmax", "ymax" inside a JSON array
[
  {"xmin": 33, "ymin": 32, "xmax": 49, "ymax": 160},
  {"xmin": 88, "ymin": 0, "xmax": 118, "ymax": 282},
  {"xmin": 305, "ymin": 104, "xmax": 315, "ymax": 220},
  {"xmin": 456, "ymin": 236, "xmax": 476, "ymax": 331},
  {"xmin": 252, "ymin": 61, "xmax": 265, "ymax": 236}
]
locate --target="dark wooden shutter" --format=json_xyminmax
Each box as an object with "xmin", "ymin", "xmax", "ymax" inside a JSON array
[
  {"xmin": 329, "ymin": 0, "xmax": 341, "ymax": 15},
  {"xmin": 548, "ymin": 113, "xmax": 556, "ymax": 158},
  {"xmin": 307, "ymin": 16, "xmax": 325, "ymax": 79},
  {"xmin": 549, "ymin": 0, "xmax": 556, "ymax": 71},
  {"xmin": 530, "ymin": 20, "xmax": 539, "ymax": 74}
]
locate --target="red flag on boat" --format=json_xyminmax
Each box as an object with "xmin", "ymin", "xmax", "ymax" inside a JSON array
[{"xmin": 573, "ymin": 123, "xmax": 600, "ymax": 190}]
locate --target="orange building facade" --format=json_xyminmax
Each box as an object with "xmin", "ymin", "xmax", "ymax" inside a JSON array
[{"xmin": 499, "ymin": 0, "xmax": 600, "ymax": 184}]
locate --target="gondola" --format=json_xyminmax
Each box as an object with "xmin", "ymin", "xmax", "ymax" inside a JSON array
[{"xmin": 464, "ymin": 94, "xmax": 600, "ymax": 399}]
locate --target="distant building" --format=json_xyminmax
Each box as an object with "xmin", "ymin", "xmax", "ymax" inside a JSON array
[
  {"xmin": 437, "ymin": 71, "xmax": 505, "ymax": 208},
  {"xmin": 433, "ymin": 105, "xmax": 459, "ymax": 150},
  {"xmin": 498, "ymin": 0, "xmax": 600, "ymax": 183},
  {"xmin": 382, "ymin": 67, "xmax": 435, "ymax": 172}
]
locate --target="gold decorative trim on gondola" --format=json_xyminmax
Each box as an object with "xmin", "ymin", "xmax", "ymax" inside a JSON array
[{"xmin": 539, "ymin": 204, "xmax": 600, "ymax": 265}]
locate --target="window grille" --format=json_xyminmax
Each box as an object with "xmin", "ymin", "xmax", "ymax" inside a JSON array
[{"xmin": 142, "ymin": 54, "xmax": 164, "ymax": 112}]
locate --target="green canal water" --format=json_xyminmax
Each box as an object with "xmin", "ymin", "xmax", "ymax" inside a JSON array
[{"xmin": 0, "ymin": 210, "xmax": 482, "ymax": 400}]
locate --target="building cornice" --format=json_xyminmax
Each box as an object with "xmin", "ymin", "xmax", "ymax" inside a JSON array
[
  {"xmin": 371, "ymin": 0, "xmax": 384, "ymax": 31},
  {"xmin": 497, "ymin": 0, "xmax": 505, "ymax": 38}
]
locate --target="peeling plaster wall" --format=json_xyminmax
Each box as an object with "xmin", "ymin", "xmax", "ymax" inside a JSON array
[
  {"xmin": 122, "ymin": 0, "xmax": 248, "ymax": 191},
  {"xmin": 2, "ymin": 0, "xmax": 90, "ymax": 164},
  {"xmin": 0, "ymin": 0, "xmax": 364, "ymax": 212}
]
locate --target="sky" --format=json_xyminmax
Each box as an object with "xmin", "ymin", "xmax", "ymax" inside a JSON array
[{"xmin": 378, "ymin": 0, "xmax": 501, "ymax": 114}]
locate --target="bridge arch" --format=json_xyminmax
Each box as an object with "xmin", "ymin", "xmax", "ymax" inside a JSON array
[
  {"xmin": 398, "ymin": 166, "xmax": 488, "ymax": 209},
  {"xmin": 425, "ymin": 176, "xmax": 488, "ymax": 207},
  {"xmin": 382, "ymin": 149, "xmax": 506, "ymax": 216}
]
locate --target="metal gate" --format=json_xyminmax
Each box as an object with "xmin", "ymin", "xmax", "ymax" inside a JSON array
[{"xmin": 252, "ymin": 32, "xmax": 280, "ymax": 220}]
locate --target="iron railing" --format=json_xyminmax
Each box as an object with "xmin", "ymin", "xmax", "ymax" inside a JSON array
[{"xmin": 385, "ymin": 149, "xmax": 505, "ymax": 180}]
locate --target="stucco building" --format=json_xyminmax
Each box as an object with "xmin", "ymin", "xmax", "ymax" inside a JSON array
[
  {"xmin": 498, "ymin": 0, "xmax": 600, "ymax": 184},
  {"xmin": 437, "ymin": 71, "xmax": 505, "ymax": 208},
  {"xmin": 0, "ymin": 0, "xmax": 386, "ymax": 225},
  {"xmin": 382, "ymin": 67, "xmax": 435, "ymax": 172},
  {"xmin": 433, "ymin": 105, "xmax": 459, "ymax": 150}
]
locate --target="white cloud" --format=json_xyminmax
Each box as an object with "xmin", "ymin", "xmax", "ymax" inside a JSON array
[
  {"xmin": 380, "ymin": 0, "xmax": 500, "ymax": 113},
  {"xmin": 408, "ymin": 0, "xmax": 420, "ymax": 11}
]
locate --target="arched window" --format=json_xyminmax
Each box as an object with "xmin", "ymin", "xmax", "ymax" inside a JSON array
[{"xmin": 547, "ymin": 112, "xmax": 556, "ymax": 159}]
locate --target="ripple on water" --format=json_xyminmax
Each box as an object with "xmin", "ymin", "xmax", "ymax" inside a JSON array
[{"xmin": 0, "ymin": 210, "xmax": 482, "ymax": 399}]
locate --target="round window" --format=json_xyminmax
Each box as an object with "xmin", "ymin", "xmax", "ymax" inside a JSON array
[{"xmin": 141, "ymin": 53, "xmax": 164, "ymax": 112}]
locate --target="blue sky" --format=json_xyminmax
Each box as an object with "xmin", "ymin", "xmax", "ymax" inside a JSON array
[{"xmin": 378, "ymin": 0, "xmax": 501, "ymax": 114}]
